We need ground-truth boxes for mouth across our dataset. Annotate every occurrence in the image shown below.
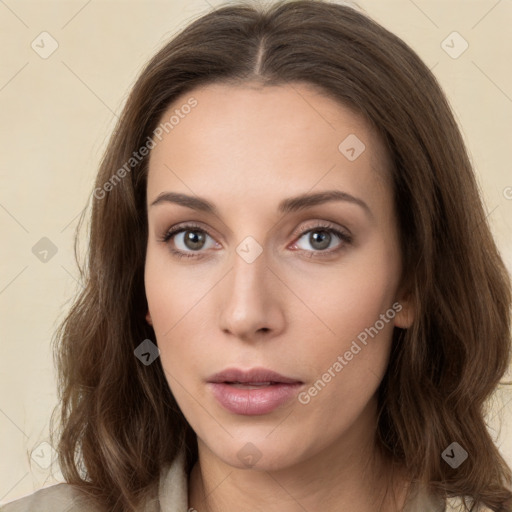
[228,382,279,389]
[207,367,303,386]
[207,367,304,415]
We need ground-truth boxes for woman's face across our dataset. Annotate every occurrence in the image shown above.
[144,82,414,471]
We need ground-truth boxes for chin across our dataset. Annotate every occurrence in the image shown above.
[210,435,310,472]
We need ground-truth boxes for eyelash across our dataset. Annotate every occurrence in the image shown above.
[159,221,352,260]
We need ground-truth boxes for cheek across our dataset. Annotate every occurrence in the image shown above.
[144,251,222,405]
[144,251,196,375]
[288,239,400,406]
[292,239,400,346]
[295,276,397,429]
[144,247,212,339]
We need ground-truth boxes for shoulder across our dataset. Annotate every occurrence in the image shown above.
[0,450,188,512]
[445,496,494,511]
[0,483,101,512]
[403,481,495,512]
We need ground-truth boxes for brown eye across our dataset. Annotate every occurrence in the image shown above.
[181,230,207,251]
[306,230,332,250]
[161,224,217,259]
[294,224,352,255]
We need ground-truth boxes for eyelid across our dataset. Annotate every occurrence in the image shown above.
[294,220,351,238]
[160,220,212,240]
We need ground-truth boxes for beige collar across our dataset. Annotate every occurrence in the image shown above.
[153,449,483,512]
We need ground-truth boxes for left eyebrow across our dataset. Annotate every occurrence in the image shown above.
[277,190,373,219]
[149,190,372,219]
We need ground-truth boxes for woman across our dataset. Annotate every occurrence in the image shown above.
[2,0,511,511]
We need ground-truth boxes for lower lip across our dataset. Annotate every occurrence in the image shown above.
[208,382,302,415]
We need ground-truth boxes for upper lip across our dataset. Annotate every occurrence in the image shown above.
[207,367,303,384]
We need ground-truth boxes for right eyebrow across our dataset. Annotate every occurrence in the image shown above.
[150,192,218,214]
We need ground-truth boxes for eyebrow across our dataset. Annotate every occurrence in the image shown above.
[150,190,372,219]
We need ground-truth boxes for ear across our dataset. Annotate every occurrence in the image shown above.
[393,291,415,329]
[146,311,153,326]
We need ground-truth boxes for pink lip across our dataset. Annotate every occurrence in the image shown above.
[207,367,303,416]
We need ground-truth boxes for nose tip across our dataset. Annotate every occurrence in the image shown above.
[218,254,285,342]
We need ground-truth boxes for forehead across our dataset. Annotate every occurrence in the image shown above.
[146,82,391,211]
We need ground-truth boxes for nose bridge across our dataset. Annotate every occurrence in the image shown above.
[227,221,270,296]
[228,239,268,312]
[218,235,283,339]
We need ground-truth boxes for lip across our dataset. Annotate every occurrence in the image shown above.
[207,367,302,385]
[207,367,303,416]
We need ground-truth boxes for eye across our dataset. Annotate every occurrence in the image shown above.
[159,223,218,259]
[292,222,352,257]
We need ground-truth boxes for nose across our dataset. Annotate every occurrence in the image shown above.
[218,246,286,343]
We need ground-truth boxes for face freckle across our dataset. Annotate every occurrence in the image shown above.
[143,81,414,474]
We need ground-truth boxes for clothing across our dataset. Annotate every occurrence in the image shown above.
[0,449,491,512]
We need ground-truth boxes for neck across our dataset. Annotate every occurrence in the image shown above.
[187,409,409,512]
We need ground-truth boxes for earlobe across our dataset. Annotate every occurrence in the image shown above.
[146,311,153,326]
[393,295,415,329]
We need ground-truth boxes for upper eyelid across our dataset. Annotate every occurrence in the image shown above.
[163,220,347,236]
[295,221,350,236]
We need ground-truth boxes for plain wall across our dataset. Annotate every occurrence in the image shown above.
[1,0,511,504]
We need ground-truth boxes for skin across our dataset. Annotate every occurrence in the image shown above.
[144,82,415,512]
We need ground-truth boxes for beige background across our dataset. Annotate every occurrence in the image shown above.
[1,0,511,504]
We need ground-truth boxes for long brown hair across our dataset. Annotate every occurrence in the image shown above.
[50,1,512,510]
